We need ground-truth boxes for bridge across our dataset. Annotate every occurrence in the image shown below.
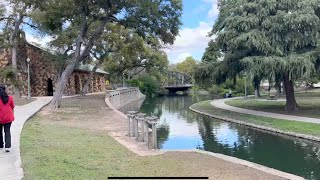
[163,71,193,94]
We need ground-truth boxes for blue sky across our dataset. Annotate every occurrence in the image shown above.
[164,0,219,64]
[181,0,215,28]
[22,0,219,64]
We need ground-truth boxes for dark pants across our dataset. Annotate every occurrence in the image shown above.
[0,123,12,148]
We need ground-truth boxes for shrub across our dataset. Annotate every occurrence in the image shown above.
[126,79,142,87]
[206,78,254,96]
[127,75,160,97]
[208,85,222,95]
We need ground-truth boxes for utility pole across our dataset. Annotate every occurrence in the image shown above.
[245,72,247,99]
[27,58,31,99]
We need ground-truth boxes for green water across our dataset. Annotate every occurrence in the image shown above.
[135,95,320,179]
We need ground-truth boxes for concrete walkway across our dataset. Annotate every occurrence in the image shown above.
[211,98,320,124]
[0,97,52,180]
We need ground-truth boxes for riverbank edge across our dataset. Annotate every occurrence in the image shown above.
[105,94,146,119]
[106,88,146,110]
[105,96,304,180]
[190,101,320,143]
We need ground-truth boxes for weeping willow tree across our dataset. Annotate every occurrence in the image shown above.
[200,0,320,112]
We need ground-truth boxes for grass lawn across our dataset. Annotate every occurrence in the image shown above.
[191,101,320,138]
[225,92,320,119]
[20,95,281,180]
[22,120,197,179]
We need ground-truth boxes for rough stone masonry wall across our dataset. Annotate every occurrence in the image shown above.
[64,72,106,96]
[24,44,57,96]
[0,41,106,96]
[0,42,58,96]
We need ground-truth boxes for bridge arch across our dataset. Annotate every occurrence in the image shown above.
[163,70,193,94]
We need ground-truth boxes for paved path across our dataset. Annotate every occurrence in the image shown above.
[211,98,320,124]
[0,97,52,180]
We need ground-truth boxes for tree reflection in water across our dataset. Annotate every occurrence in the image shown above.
[196,117,320,180]
[120,95,320,179]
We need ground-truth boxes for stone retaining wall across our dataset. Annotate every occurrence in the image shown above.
[106,88,146,110]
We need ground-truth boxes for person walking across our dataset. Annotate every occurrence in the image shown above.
[0,85,15,152]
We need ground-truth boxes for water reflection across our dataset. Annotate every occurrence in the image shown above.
[196,114,320,180]
[124,95,320,179]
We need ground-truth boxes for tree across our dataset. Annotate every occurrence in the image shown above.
[195,50,243,91]
[202,40,222,62]
[30,0,182,108]
[173,56,198,78]
[0,0,40,99]
[203,0,320,112]
[105,45,168,80]
[102,24,169,84]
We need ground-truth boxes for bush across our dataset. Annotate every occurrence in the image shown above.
[127,76,160,97]
[208,85,222,95]
[233,78,254,95]
[126,79,142,87]
[206,78,254,96]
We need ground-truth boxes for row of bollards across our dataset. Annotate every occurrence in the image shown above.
[126,111,159,149]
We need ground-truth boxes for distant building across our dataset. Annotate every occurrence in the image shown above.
[0,37,108,97]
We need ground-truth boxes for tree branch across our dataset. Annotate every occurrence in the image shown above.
[22,21,38,29]
[0,17,14,22]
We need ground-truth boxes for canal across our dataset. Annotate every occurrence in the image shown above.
[120,95,320,179]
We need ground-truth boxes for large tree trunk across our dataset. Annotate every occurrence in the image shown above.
[50,61,80,108]
[11,46,20,99]
[268,80,271,97]
[254,89,260,99]
[50,32,86,108]
[283,74,299,112]
[80,64,99,96]
[10,15,24,99]
[276,85,281,98]
[253,77,261,99]
[49,19,107,108]
[275,80,281,98]
[282,80,286,95]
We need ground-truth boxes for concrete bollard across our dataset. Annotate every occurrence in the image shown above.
[145,127,150,148]
[134,118,138,138]
[146,116,158,149]
[126,114,133,137]
[136,113,146,142]
[148,131,152,149]
[127,111,137,137]
[151,122,157,149]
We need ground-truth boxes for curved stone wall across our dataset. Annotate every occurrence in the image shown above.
[105,88,146,110]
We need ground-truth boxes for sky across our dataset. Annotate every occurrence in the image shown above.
[164,0,219,64]
[22,0,220,65]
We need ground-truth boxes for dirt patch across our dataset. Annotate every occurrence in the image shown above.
[37,95,128,133]
[15,98,36,106]
[158,152,285,180]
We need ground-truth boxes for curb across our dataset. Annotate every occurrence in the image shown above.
[16,97,53,180]
[190,102,320,143]
[104,95,304,180]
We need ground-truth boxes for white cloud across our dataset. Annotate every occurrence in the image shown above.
[177,52,192,62]
[165,21,215,64]
[161,112,200,137]
[202,0,220,18]
[25,32,52,48]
